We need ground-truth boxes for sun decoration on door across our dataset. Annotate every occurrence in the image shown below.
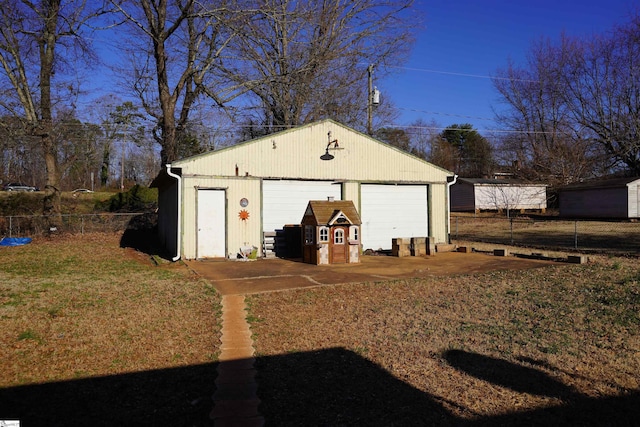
[239,209,250,221]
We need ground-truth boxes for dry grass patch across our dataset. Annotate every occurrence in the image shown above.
[0,233,221,425]
[248,255,640,425]
[451,214,640,253]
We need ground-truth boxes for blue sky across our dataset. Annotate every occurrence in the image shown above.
[381,0,638,133]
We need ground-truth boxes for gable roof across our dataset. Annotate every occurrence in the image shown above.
[303,200,361,225]
[559,176,640,191]
[457,178,547,186]
[165,119,452,184]
[173,119,448,171]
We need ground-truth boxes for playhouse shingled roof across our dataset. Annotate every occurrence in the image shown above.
[303,200,361,225]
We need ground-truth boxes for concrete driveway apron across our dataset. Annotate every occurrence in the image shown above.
[185,252,555,296]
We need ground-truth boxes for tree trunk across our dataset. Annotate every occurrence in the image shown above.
[38,0,62,219]
[42,133,61,225]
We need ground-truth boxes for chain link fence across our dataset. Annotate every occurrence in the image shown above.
[0,212,157,237]
[450,214,640,255]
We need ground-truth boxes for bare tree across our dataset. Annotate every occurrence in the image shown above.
[405,118,442,161]
[562,16,640,174]
[494,14,640,182]
[493,41,594,185]
[111,0,417,165]
[0,116,44,186]
[111,0,249,164]
[0,0,106,216]
[218,0,418,133]
[49,111,98,190]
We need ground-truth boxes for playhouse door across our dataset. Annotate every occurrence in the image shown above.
[331,226,348,263]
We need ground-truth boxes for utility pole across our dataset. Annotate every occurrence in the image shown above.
[120,139,125,191]
[367,64,374,135]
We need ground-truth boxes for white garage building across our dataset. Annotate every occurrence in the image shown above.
[152,120,454,260]
[450,178,548,212]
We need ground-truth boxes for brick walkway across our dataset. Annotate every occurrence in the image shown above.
[210,295,264,426]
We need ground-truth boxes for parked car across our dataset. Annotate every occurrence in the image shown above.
[3,182,37,192]
[72,188,94,193]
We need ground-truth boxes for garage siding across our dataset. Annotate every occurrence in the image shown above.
[180,177,262,259]
[174,121,451,183]
[450,181,476,211]
[560,188,629,218]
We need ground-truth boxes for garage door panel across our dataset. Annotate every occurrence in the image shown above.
[263,180,342,232]
[361,184,428,250]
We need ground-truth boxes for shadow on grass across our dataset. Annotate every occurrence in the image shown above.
[0,363,217,426]
[2,348,638,426]
[257,347,640,426]
[443,349,579,400]
[119,213,173,260]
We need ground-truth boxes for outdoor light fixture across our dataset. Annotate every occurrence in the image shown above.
[321,131,339,160]
[320,149,334,161]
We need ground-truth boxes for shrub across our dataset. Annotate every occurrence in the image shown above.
[95,185,158,212]
[0,192,42,215]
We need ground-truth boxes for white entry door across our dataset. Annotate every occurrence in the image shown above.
[197,189,226,258]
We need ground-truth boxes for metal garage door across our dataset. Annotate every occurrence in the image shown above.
[360,184,428,250]
[197,189,226,258]
[263,180,342,232]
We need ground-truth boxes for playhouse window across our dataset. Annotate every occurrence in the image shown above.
[349,226,359,242]
[304,225,314,244]
[334,228,344,244]
[319,226,329,242]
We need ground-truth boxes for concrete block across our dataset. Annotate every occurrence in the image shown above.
[567,255,586,264]
[427,236,436,255]
[436,243,456,253]
[411,240,427,256]
[392,248,411,257]
[392,237,411,246]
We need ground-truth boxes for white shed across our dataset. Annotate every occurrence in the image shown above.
[559,177,640,218]
[450,178,547,212]
[152,119,454,260]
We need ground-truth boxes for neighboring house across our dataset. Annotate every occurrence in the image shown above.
[558,176,640,219]
[151,119,454,260]
[450,178,547,213]
[301,199,361,265]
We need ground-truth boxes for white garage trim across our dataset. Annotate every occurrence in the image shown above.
[360,184,429,250]
[197,189,226,258]
[262,180,342,233]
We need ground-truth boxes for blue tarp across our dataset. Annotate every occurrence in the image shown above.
[0,237,32,246]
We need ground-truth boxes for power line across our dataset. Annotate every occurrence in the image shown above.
[385,64,538,83]
[390,123,572,136]
[397,107,494,121]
